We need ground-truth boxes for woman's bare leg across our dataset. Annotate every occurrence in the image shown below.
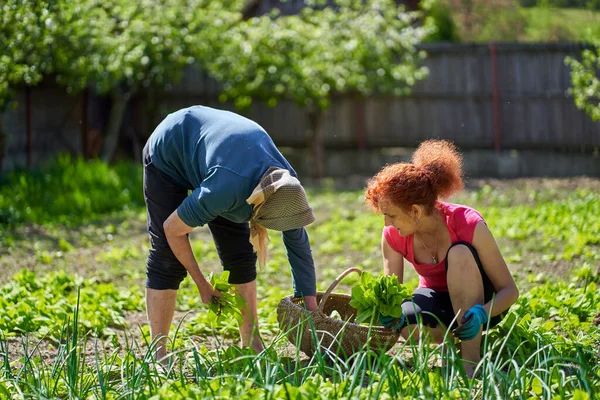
[146,288,177,364]
[446,244,485,377]
[234,280,264,352]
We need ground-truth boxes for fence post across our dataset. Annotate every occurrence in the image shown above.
[81,88,89,158]
[489,43,501,152]
[25,87,32,167]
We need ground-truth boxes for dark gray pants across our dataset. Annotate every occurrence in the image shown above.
[402,241,505,329]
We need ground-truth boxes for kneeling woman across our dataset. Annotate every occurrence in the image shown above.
[365,139,519,376]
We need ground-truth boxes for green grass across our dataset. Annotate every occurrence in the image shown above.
[0,158,599,398]
[0,268,597,398]
[521,6,600,41]
[0,155,144,230]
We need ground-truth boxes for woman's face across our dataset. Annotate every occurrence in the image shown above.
[379,198,418,236]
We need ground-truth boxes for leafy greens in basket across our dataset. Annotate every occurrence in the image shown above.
[349,272,411,324]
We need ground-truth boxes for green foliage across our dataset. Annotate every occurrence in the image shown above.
[52,0,240,94]
[485,266,600,366]
[0,269,143,340]
[423,1,461,42]
[481,189,600,261]
[208,271,245,321]
[0,0,241,101]
[440,0,528,42]
[0,155,144,228]
[204,0,430,110]
[566,41,600,122]
[349,272,412,324]
[0,162,599,397]
[0,0,57,108]
[521,6,600,41]
[0,0,244,166]
[520,0,600,9]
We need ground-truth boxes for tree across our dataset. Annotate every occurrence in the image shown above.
[0,0,57,169]
[566,42,600,122]
[203,0,430,179]
[50,0,242,162]
[1,0,242,168]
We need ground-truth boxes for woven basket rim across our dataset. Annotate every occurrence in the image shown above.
[278,293,400,337]
[276,267,401,357]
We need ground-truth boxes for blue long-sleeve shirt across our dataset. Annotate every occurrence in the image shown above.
[146,106,316,297]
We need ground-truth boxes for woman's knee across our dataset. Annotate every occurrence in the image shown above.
[447,244,475,264]
[223,255,257,285]
[447,244,478,274]
[446,244,485,301]
[146,256,187,290]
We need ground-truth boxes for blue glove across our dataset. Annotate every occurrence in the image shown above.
[453,304,488,341]
[380,313,406,332]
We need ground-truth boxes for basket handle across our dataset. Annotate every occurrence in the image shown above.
[317,267,363,313]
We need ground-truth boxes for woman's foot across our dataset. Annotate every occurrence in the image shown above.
[462,360,480,379]
[247,335,264,353]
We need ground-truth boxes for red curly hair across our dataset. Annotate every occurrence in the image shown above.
[365,140,464,214]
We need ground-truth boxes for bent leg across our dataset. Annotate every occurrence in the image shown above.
[400,288,455,344]
[143,145,189,362]
[234,281,263,352]
[208,216,262,352]
[446,243,485,376]
[146,288,177,363]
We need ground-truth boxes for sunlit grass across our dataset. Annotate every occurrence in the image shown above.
[521,6,600,42]
[0,158,599,398]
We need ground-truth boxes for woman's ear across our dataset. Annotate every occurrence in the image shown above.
[411,204,423,221]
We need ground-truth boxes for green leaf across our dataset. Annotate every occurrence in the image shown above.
[208,271,246,321]
[349,272,411,325]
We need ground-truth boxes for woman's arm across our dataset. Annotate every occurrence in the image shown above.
[382,235,404,283]
[282,228,317,311]
[164,210,220,304]
[472,221,519,317]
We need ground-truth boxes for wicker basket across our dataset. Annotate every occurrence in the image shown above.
[276,267,400,358]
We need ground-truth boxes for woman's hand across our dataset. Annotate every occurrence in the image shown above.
[380,313,406,332]
[453,304,488,341]
[304,296,318,311]
[197,279,222,305]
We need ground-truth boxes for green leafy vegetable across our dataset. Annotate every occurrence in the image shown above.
[349,272,412,325]
[208,271,246,321]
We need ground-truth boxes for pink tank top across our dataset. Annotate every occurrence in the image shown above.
[383,201,484,292]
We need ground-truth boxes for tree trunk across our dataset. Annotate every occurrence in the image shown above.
[81,88,89,159]
[0,118,5,172]
[100,86,131,163]
[139,88,159,157]
[307,107,325,181]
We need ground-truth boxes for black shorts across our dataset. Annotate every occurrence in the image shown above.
[402,241,505,330]
[143,144,257,290]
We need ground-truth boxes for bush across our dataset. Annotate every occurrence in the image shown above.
[441,0,528,42]
[520,0,600,10]
[0,155,144,228]
[424,2,461,42]
[566,41,600,122]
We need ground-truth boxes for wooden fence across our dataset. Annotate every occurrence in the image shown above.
[162,42,600,150]
[1,42,599,173]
